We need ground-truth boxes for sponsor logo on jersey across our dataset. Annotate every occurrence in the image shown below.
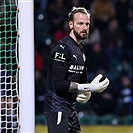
[72,55,77,60]
[68,65,84,74]
[54,52,65,62]
[59,45,65,49]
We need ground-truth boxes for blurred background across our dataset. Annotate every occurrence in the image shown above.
[34,0,132,126]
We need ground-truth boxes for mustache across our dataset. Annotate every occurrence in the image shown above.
[81,30,87,33]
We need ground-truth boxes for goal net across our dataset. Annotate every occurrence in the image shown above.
[0,0,20,132]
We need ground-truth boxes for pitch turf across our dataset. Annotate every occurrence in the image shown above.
[35,125,133,133]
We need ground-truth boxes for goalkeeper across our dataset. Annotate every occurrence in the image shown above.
[44,7,109,133]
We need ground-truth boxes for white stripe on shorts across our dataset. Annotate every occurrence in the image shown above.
[57,112,62,125]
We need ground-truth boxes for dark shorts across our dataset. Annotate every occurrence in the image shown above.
[45,111,81,133]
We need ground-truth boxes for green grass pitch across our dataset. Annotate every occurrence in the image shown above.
[35,125,133,133]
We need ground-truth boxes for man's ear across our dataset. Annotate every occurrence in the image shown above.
[69,21,73,30]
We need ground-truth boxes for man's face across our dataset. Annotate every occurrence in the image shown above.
[69,12,90,40]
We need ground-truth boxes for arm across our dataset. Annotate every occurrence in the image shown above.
[51,42,70,92]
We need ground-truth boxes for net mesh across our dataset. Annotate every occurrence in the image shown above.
[0,0,20,132]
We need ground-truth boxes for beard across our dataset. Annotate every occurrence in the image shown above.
[73,29,88,40]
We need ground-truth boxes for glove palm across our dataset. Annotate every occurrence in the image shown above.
[77,74,110,93]
[76,92,91,103]
[90,74,110,92]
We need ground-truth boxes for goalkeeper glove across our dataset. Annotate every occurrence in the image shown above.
[89,74,109,92]
[77,74,109,93]
[76,92,91,103]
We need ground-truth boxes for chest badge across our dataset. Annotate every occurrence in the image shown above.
[83,54,86,62]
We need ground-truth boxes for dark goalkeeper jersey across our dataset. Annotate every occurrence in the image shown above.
[44,35,88,113]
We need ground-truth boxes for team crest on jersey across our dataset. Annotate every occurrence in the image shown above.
[83,54,86,62]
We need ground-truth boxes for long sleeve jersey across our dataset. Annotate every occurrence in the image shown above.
[44,35,88,113]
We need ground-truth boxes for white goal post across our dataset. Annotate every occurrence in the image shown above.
[18,0,35,132]
[0,0,34,132]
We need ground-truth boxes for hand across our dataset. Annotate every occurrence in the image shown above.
[77,83,90,92]
[76,92,91,103]
[89,74,110,93]
[77,74,109,93]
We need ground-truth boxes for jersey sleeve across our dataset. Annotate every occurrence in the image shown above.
[51,42,70,92]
